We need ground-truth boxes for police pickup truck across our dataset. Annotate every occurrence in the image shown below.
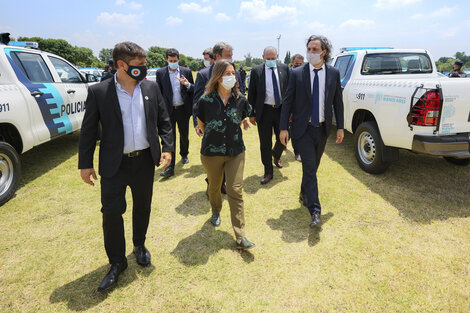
[330,47,470,173]
[0,34,96,205]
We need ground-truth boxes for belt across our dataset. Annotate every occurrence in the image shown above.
[264,103,280,108]
[308,122,325,128]
[123,148,148,158]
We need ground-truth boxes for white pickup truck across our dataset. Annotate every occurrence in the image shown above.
[330,48,470,173]
[0,37,96,205]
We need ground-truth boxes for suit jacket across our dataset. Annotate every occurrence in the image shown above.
[192,64,243,126]
[78,78,174,178]
[248,63,289,122]
[155,66,194,118]
[280,63,344,139]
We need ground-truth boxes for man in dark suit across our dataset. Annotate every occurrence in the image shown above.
[280,35,344,228]
[248,46,289,184]
[156,48,194,178]
[79,42,173,292]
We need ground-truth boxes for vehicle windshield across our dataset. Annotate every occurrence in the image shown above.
[361,53,433,75]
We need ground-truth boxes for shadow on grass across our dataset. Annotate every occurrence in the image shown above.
[324,128,470,223]
[175,191,210,216]
[266,208,333,247]
[171,220,254,266]
[49,254,154,311]
[243,173,288,194]
[19,133,80,189]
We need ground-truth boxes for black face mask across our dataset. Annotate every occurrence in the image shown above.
[126,63,147,81]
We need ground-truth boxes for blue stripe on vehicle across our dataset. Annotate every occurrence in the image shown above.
[4,48,72,138]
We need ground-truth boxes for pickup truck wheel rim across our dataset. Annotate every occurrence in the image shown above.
[0,153,14,196]
[358,132,376,165]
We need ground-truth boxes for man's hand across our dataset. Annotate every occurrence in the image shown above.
[176,75,190,88]
[160,152,172,169]
[80,168,97,186]
[195,125,203,137]
[336,129,344,144]
[242,119,250,130]
[280,130,289,147]
[289,113,293,123]
[249,117,256,126]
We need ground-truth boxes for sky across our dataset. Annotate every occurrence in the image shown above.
[1,0,469,61]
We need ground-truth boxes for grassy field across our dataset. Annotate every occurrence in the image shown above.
[0,126,469,312]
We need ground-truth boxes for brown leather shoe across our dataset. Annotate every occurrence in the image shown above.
[260,174,273,185]
[273,158,283,168]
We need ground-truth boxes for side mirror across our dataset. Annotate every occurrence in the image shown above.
[86,73,97,82]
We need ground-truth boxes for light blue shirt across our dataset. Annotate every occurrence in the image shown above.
[168,67,184,107]
[114,74,150,153]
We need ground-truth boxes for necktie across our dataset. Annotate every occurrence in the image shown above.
[271,68,281,108]
[311,68,322,126]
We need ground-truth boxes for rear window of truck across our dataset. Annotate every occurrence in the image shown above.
[361,53,433,75]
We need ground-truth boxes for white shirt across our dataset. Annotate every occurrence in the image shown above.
[264,64,282,106]
[168,67,184,106]
[309,63,326,123]
[114,74,150,153]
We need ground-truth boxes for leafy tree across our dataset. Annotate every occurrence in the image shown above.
[284,51,291,65]
[189,59,203,71]
[244,53,253,67]
[147,52,166,68]
[73,47,98,67]
[99,48,113,63]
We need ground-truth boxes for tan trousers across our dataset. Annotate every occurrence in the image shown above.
[200,152,246,240]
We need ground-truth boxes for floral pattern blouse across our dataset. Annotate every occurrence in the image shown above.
[195,91,252,156]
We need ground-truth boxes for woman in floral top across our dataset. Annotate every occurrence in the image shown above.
[195,60,255,250]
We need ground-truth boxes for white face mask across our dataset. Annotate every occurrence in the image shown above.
[306,52,323,66]
[221,75,236,90]
[203,59,211,67]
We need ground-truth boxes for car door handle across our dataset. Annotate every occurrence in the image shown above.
[30,90,44,97]
[67,89,76,94]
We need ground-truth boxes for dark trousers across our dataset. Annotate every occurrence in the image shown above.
[297,124,328,215]
[100,149,155,264]
[257,105,285,175]
[289,121,299,156]
[170,106,190,168]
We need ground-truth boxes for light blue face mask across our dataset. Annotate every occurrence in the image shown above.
[168,61,179,70]
[265,60,277,68]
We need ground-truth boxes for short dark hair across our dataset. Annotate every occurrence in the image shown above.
[291,54,304,62]
[112,42,146,64]
[166,48,180,59]
[306,35,333,62]
[213,42,233,58]
[203,47,214,60]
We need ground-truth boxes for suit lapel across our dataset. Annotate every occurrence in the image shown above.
[276,66,284,95]
[302,64,312,100]
[260,66,266,97]
[140,80,151,126]
[325,65,332,104]
[163,66,173,105]
[108,78,123,125]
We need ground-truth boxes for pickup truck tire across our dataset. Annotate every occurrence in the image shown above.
[0,142,21,206]
[354,121,391,174]
[443,157,470,166]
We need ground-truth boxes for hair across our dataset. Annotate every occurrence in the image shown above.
[203,47,214,60]
[203,60,240,98]
[263,46,277,56]
[212,42,233,59]
[291,54,304,62]
[306,35,333,62]
[112,42,146,65]
[166,48,180,59]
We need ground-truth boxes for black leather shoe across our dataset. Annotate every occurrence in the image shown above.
[160,167,174,178]
[97,260,128,292]
[260,174,273,185]
[134,245,151,267]
[221,183,227,194]
[182,157,189,164]
[211,213,221,226]
[273,158,283,168]
[310,212,322,228]
[236,237,255,250]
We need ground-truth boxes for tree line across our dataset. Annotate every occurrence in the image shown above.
[12,37,468,72]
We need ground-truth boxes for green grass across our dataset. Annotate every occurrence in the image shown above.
[0,127,469,312]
